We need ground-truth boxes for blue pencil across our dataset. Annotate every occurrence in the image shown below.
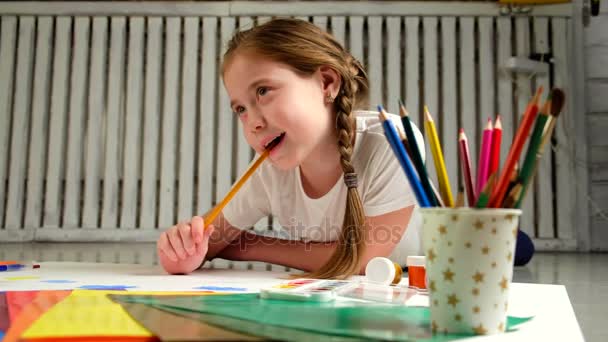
[0,264,25,271]
[378,105,431,207]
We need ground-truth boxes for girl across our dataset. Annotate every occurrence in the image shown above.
[156,18,424,278]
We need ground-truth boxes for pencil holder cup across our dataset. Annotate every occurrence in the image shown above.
[420,208,521,335]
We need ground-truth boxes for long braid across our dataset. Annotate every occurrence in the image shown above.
[305,62,367,279]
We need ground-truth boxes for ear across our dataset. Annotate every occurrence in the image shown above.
[318,65,342,99]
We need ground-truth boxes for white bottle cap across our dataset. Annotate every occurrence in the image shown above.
[365,257,396,285]
[406,256,426,267]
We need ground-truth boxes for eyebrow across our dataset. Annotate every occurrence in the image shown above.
[229,78,271,108]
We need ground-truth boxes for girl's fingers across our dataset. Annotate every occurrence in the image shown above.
[191,216,205,244]
[202,224,215,244]
[168,227,188,260]
[158,232,178,262]
[195,225,214,256]
[178,223,196,255]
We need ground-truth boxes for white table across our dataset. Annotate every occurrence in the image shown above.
[0,262,584,341]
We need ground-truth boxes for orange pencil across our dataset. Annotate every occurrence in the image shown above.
[203,140,279,227]
[489,87,543,207]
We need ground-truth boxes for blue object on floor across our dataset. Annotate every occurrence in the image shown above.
[515,228,535,266]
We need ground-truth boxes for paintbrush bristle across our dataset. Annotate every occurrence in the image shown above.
[550,88,565,118]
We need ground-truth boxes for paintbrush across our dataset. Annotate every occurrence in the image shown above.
[514,88,565,208]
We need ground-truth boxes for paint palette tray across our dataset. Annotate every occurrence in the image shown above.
[260,278,356,302]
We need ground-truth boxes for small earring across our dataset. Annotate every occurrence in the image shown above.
[325,93,334,104]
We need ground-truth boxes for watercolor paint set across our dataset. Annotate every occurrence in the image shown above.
[260,278,357,302]
[338,282,421,305]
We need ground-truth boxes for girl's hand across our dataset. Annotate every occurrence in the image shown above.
[157,216,215,274]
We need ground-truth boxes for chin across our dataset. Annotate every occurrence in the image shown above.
[268,156,299,171]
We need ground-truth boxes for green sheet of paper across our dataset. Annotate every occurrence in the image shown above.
[111,294,532,341]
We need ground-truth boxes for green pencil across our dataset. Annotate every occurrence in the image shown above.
[514,95,552,208]
[398,100,438,206]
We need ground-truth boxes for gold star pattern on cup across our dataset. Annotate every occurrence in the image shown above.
[432,320,438,333]
[491,227,497,235]
[512,228,518,237]
[429,280,436,292]
[499,277,509,292]
[447,293,460,307]
[491,261,497,268]
[434,299,439,306]
[505,214,514,222]
[465,241,472,248]
[427,248,436,262]
[473,324,487,335]
[451,214,459,221]
[473,306,480,314]
[443,268,455,282]
[472,287,479,296]
[498,322,505,332]
[448,257,454,264]
[447,241,452,246]
[474,219,484,230]
[472,271,484,283]
[438,225,447,235]
[455,314,462,321]
[481,246,490,255]
[507,251,512,262]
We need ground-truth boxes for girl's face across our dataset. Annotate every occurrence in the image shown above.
[223,52,339,171]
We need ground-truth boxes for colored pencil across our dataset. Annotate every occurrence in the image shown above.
[476,173,496,208]
[424,106,454,207]
[397,128,444,207]
[489,86,543,208]
[203,139,279,227]
[398,100,438,206]
[513,95,551,209]
[489,115,503,180]
[476,118,494,196]
[378,105,431,207]
[458,129,476,206]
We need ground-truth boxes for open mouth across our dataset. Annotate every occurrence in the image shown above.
[264,132,285,151]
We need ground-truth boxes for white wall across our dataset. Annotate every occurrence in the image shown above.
[586,0,608,250]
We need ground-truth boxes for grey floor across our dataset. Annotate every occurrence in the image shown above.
[0,243,606,341]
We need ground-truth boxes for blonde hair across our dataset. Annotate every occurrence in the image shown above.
[222,18,369,279]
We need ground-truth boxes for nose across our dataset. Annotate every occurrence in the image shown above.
[247,107,266,133]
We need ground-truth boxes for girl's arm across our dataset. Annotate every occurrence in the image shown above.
[218,206,414,273]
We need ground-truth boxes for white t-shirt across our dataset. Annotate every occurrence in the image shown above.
[222,110,425,265]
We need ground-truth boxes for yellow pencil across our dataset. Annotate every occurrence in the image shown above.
[424,106,454,207]
[203,143,276,227]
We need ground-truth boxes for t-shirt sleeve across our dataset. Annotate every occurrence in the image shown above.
[362,134,420,217]
[221,162,272,230]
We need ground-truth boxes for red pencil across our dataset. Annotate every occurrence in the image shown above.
[489,87,543,207]
[458,129,476,206]
[476,118,493,196]
[489,115,502,180]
